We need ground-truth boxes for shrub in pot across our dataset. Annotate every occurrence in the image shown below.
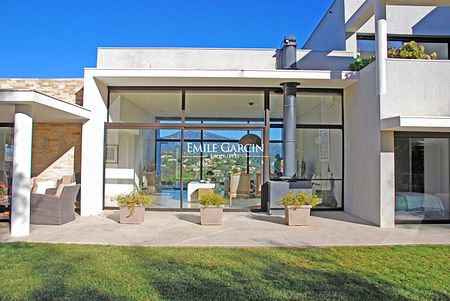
[198,192,226,225]
[388,41,438,60]
[114,190,150,224]
[280,191,320,226]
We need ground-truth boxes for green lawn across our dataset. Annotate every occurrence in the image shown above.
[0,244,449,301]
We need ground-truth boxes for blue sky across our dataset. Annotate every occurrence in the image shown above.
[0,0,333,78]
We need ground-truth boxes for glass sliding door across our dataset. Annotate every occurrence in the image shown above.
[105,128,182,209]
[395,134,450,223]
[269,90,344,209]
[182,128,263,209]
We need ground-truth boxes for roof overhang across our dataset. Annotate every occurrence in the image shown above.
[381,116,450,132]
[346,0,450,34]
[0,90,91,123]
[88,68,359,89]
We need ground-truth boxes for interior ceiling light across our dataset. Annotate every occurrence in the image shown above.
[239,134,262,146]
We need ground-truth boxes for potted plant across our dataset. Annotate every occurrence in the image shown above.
[115,190,150,224]
[0,183,6,203]
[280,191,320,226]
[198,192,226,225]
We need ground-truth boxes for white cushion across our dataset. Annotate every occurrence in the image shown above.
[35,180,56,194]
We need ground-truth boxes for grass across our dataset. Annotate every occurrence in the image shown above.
[0,243,449,301]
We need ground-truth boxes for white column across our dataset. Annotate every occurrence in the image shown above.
[375,0,387,95]
[10,105,33,237]
[380,131,395,227]
[80,72,107,216]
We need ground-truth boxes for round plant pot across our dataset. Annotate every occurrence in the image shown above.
[119,205,145,224]
[200,206,223,225]
[284,205,312,226]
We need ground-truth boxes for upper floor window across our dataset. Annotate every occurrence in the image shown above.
[357,34,450,60]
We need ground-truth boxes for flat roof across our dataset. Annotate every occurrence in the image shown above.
[87,68,359,89]
[381,116,450,132]
[0,90,91,123]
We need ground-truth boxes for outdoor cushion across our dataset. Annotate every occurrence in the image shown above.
[35,180,57,194]
[55,183,76,198]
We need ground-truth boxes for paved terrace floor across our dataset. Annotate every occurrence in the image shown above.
[1,211,449,247]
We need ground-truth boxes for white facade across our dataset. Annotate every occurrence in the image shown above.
[77,0,450,227]
[3,0,449,236]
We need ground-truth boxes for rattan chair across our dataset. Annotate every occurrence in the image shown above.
[30,184,80,225]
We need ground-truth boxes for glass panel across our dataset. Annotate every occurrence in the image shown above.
[0,127,13,221]
[183,142,202,182]
[108,90,182,123]
[104,128,181,208]
[270,128,282,141]
[357,38,449,60]
[184,129,263,210]
[314,180,343,208]
[297,93,342,124]
[421,42,448,60]
[357,39,402,58]
[186,91,265,123]
[269,92,284,120]
[395,137,450,222]
[202,129,247,141]
[296,129,343,180]
[269,142,283,177]
[270,92,343,125]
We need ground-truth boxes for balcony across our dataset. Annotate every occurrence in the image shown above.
[381,58,450,120]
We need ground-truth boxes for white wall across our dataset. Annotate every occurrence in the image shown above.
[80,72,108,216]
[303,0,450,53]
[97,48,355,72]
[303,0,347,51]
[358,6,450,35]
[381,59,450,119]
[344,62,384,225]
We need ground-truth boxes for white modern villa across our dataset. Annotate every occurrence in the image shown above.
[1,0,449,237]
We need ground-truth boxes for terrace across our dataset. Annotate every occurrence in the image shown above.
[1,211,449,246]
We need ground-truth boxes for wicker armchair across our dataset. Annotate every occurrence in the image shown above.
[30,184,80,225]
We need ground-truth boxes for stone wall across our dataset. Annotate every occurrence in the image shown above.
[0,78,84,105]
[0,78,85,181]
[32,123,82,179]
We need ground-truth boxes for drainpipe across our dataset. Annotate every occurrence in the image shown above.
[279,36,299,178]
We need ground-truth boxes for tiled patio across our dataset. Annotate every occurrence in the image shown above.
[1,211,449,247]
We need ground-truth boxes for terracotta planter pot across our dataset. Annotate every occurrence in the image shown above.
[200,206,223,225]
[284,205,312,226]
[119,206,145,224]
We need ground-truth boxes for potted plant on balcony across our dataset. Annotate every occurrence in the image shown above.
[280,191,320,226]
[198,192,226,225]
[115,190,150,224]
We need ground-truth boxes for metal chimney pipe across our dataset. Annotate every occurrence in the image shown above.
[282,35,297,69]
[278,35,299,178]
[282,82,298,178]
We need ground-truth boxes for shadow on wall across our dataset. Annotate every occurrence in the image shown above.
[75,88,84,106]
[31,124,82,179]
[413,7,450,35]
[296,51,356,71]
